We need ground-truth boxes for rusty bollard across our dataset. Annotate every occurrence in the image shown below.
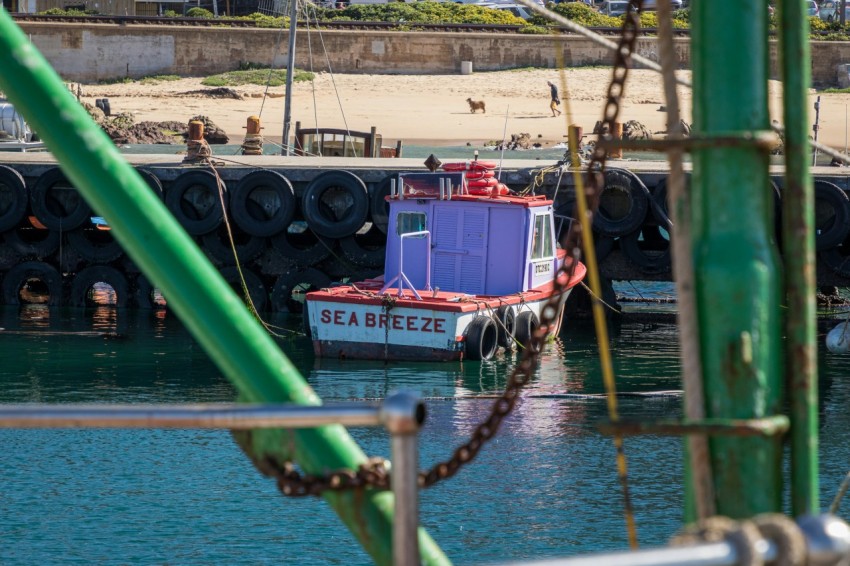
[241,115,264,155]
[610,121,623,159]
[183,120,210,163]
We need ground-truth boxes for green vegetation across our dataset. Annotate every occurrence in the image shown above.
[200,68,314,87]
[318,2,525,26]
[42,1,850,41]
[97,76,135,85]
[820,86,850,94]
[186,7,214,18]
[138,74,181,84]
[39,7,98,15]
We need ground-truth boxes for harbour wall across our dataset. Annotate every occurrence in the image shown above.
[15,22,850,87]
[1,154,849,311]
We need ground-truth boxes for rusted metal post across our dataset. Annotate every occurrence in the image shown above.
[188,120,204,141]
[569,125,583,167]
[611,122,623,158]
[779,0,819,516]
[690,0,782,517]
[245,115,261,135]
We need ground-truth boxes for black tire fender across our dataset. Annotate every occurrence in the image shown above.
[30,167,91,231]
[494,304,516,349]
[820,247,850,278]
[339,224,386,268]
[201,225,267,266]
[464,315,498,361]
[514,310,540,353]
[3,219,60,258]
[136,168,164,200]
[69,265,128,307]
[2,260,63,306]
[220,266,268,312]
[814,180,850,251]
[67,224,124,264]
[620,225,672,274]
[369,177,394,234]
[270,222,334,267]
[593,170,649,237]
[302,170,369,238]
[231,170,296,237]
[165,170,226,236]
[270,268,332,313]
[0,165,28,233]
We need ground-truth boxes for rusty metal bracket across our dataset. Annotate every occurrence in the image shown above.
[597,415,790,438]
[596,130,780,153]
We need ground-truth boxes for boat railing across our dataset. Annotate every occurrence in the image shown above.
[500,513,850,566]
[381,229,432,300]
[0,391,425,566]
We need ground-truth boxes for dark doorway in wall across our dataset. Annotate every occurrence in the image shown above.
[3,0,20,12]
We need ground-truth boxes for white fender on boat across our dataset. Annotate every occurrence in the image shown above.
[826,322,850,353]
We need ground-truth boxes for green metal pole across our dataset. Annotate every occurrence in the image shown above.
[0,10,448,565]
[779,0,819,516]
[690,0,783,517]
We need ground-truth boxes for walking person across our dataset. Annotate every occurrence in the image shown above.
[548,81,562,117]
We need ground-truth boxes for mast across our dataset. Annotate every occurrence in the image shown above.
[281,0,298,156]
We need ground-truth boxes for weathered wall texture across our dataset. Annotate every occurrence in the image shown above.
[16,22,842,86]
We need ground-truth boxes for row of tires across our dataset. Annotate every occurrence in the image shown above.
[0,217,387,271]
[561,170,850,276]
[0,260,359,312]
[0,165,392,240]
[463,306,540,361]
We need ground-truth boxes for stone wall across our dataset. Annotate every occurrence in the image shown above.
[15,22,850,86]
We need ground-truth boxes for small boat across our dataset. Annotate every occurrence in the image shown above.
[305,159,587,361]
[0,100,46,152]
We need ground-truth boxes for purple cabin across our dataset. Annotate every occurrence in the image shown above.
[383,172,560,296]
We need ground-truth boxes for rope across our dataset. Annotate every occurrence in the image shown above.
[553,27,639,549]
[310,7,357,156]
[240,133,264,155]
[202,157,299,338]
[578,281,619,314]
[670,514,806,566]
[670,517,762,566]
[656,0,715,519]
[183,138,212,163]
[829,470,850,514]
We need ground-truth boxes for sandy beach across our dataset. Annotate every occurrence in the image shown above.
[78,68,850,151]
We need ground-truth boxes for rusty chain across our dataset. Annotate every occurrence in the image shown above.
[259,0,645,497]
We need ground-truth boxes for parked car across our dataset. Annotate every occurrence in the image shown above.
[641,0,683,10]
[599,0,630,16]
[478,3,534,19]
[807,0,819,17]
[820,0,850,21]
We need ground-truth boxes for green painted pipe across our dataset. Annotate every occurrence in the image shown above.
[778,0,819,516]
[0,9,448,564]
[690,0,783,517]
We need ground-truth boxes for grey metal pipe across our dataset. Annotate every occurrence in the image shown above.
[0,403,384,429]
[501,515,850,566]
[384,391,424,566]
[0,391,426,432]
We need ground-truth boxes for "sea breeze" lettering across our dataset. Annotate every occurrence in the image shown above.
[320,309,447,333]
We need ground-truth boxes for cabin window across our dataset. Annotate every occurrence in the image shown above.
[396,212,427,237]
[531,214,553,260]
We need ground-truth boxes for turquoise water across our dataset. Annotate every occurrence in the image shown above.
[2,301,850,564]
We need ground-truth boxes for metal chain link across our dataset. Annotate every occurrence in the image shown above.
[262,0,645,496]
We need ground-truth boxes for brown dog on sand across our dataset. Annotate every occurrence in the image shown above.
[466,98,486,113]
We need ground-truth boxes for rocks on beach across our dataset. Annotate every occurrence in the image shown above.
[83,101,229,145]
